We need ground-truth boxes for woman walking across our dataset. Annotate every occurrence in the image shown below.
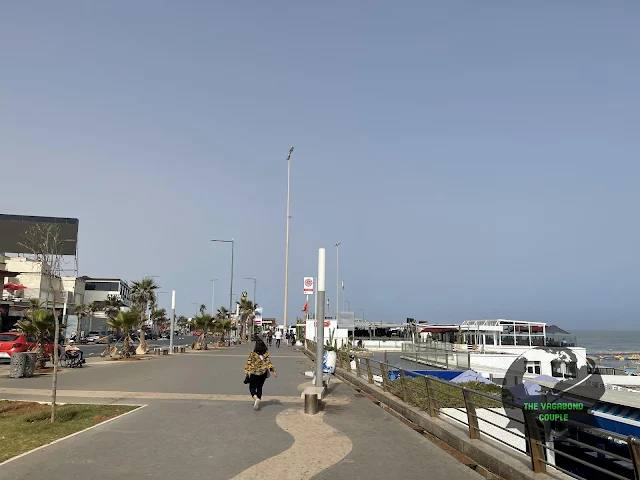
[244,338,277,410]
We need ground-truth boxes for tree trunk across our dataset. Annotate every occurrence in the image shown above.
[88,314,93,332]
[76,315,82,340]
[137,306,148,354]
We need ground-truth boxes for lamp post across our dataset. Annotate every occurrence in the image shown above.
[243,277,257,305]
[211,239,234,320]
[169,290,176,353]
[283,146,294,330]
[335,242,341,321]
[315,248,326,388]
[210,279,218,313]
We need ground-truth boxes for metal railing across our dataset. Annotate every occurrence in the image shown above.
[401,342,471,370]
[307,340,640,480]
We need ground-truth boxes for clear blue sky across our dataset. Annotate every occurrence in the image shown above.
[2,2,639,329]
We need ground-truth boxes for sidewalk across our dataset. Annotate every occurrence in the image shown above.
[0,343,483,479]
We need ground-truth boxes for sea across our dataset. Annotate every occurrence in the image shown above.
[572,330,640,355]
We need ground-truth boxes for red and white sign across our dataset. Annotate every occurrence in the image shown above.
[303,277,314,295]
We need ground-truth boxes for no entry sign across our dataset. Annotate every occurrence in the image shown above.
[303,277,314,295]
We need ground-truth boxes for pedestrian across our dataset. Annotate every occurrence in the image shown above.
[275,329,282,348]
[243,338,277,410]
[285,331,290,346]
[267,330,273,346]
[290,331,296,346]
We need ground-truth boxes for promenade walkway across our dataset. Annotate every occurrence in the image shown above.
[0,343,483,480]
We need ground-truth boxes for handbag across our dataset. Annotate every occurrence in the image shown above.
[243,375,250,384]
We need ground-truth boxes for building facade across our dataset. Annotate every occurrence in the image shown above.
[82,277,131,307]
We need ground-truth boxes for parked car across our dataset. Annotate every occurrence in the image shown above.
[85,331,102,343]
[0,332,63,362]
[194,330,202,336]
[160,331,170,339]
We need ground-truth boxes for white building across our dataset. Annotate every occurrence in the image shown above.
[2,256,85,309]
[82,277,131,307]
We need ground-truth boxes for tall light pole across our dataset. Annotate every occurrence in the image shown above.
[211,239,234,319]
[283,146,294,330]
[210,279,218,313]
[315,248,326,388]
[243,277,257,305]
[169,290,176,353]
[335,242,341,321]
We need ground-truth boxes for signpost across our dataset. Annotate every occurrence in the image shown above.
[303,277,314,321]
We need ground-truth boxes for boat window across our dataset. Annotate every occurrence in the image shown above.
[526,361,541,375]
[551,360,563,378]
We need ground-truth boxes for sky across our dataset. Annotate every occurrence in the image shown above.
[1,2,639,329]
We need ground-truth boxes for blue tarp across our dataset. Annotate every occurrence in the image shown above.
[388,369,463,381]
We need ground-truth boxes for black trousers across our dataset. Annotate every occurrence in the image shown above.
[249,372,268,399]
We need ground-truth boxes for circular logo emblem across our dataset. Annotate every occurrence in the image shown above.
[499,347,606,440]
[305,279,313,287]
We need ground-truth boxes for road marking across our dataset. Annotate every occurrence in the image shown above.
[230,408,352,479]
[0,388,351,405]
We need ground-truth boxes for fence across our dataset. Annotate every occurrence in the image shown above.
[307,340,640,480]
[401,342,471,370]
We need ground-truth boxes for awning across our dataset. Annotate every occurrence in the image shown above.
[420,327,459,333]
[0,270,22,277]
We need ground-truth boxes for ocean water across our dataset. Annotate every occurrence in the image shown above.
[572,330,640,354]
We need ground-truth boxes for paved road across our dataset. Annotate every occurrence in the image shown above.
[0,344,483,480]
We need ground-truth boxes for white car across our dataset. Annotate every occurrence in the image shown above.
[85,331,102,343]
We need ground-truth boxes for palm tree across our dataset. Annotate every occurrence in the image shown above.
[131,277,159,353]
[199,304,207,316]
[108,311,139,357]
[74,303,90,340]
[193,313,214,349]
[15,309,56,368]
[176,315,188,333]
[150,308,167,333]
[215,307,231,343]
[27,298,44,315]
[88,301,100,332]
[237,299,258,342]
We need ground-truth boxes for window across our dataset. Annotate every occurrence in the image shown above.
[551,360,578,379]
[0,334,18,342]
[526,361,541,375]
[85,283,96,291]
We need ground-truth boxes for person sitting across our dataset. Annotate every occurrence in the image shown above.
[65,340,85,363]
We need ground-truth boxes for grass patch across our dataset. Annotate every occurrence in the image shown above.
[390,377,508,410]
[0,401,139,463]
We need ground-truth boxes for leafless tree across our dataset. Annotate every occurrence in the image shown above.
[19,223,67,423]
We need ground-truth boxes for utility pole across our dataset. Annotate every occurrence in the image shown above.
[315,248,326,388]
[169,290,176,353]
[335,242,341,322]
[283,146,294,330]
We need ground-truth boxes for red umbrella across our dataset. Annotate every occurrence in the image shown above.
[3,282,27,291]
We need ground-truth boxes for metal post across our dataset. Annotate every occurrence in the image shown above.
[355,356,361,378]
[380,363,390,392]
[210,279,217,313]
[283,147,294,330]
[169,290,176,353]
[366,358,373,384]
[313,276,318,319]
[425,377,438,417]
[399,369,409,403]
[315,248,325,388]
[230,240,234,320]
[462,388,480,439]
[523,408,547,473]
[335,242,340,322]
[304,393,319,415]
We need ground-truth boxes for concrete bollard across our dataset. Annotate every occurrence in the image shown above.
[304,393,319,415]
[154,348,162,356]
[173,346,179,353]
[162,349,169,355]
[179,347,186,353]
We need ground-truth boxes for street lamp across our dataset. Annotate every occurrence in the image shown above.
[210,279,218,313]
[345,300,351,311]
[211,239,234,319]
[335,242,341,321]
[283,146,294,330]
[243,277,257,305]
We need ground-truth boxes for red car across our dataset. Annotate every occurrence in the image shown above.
[194,331,202,336]
[0,332,63,362]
